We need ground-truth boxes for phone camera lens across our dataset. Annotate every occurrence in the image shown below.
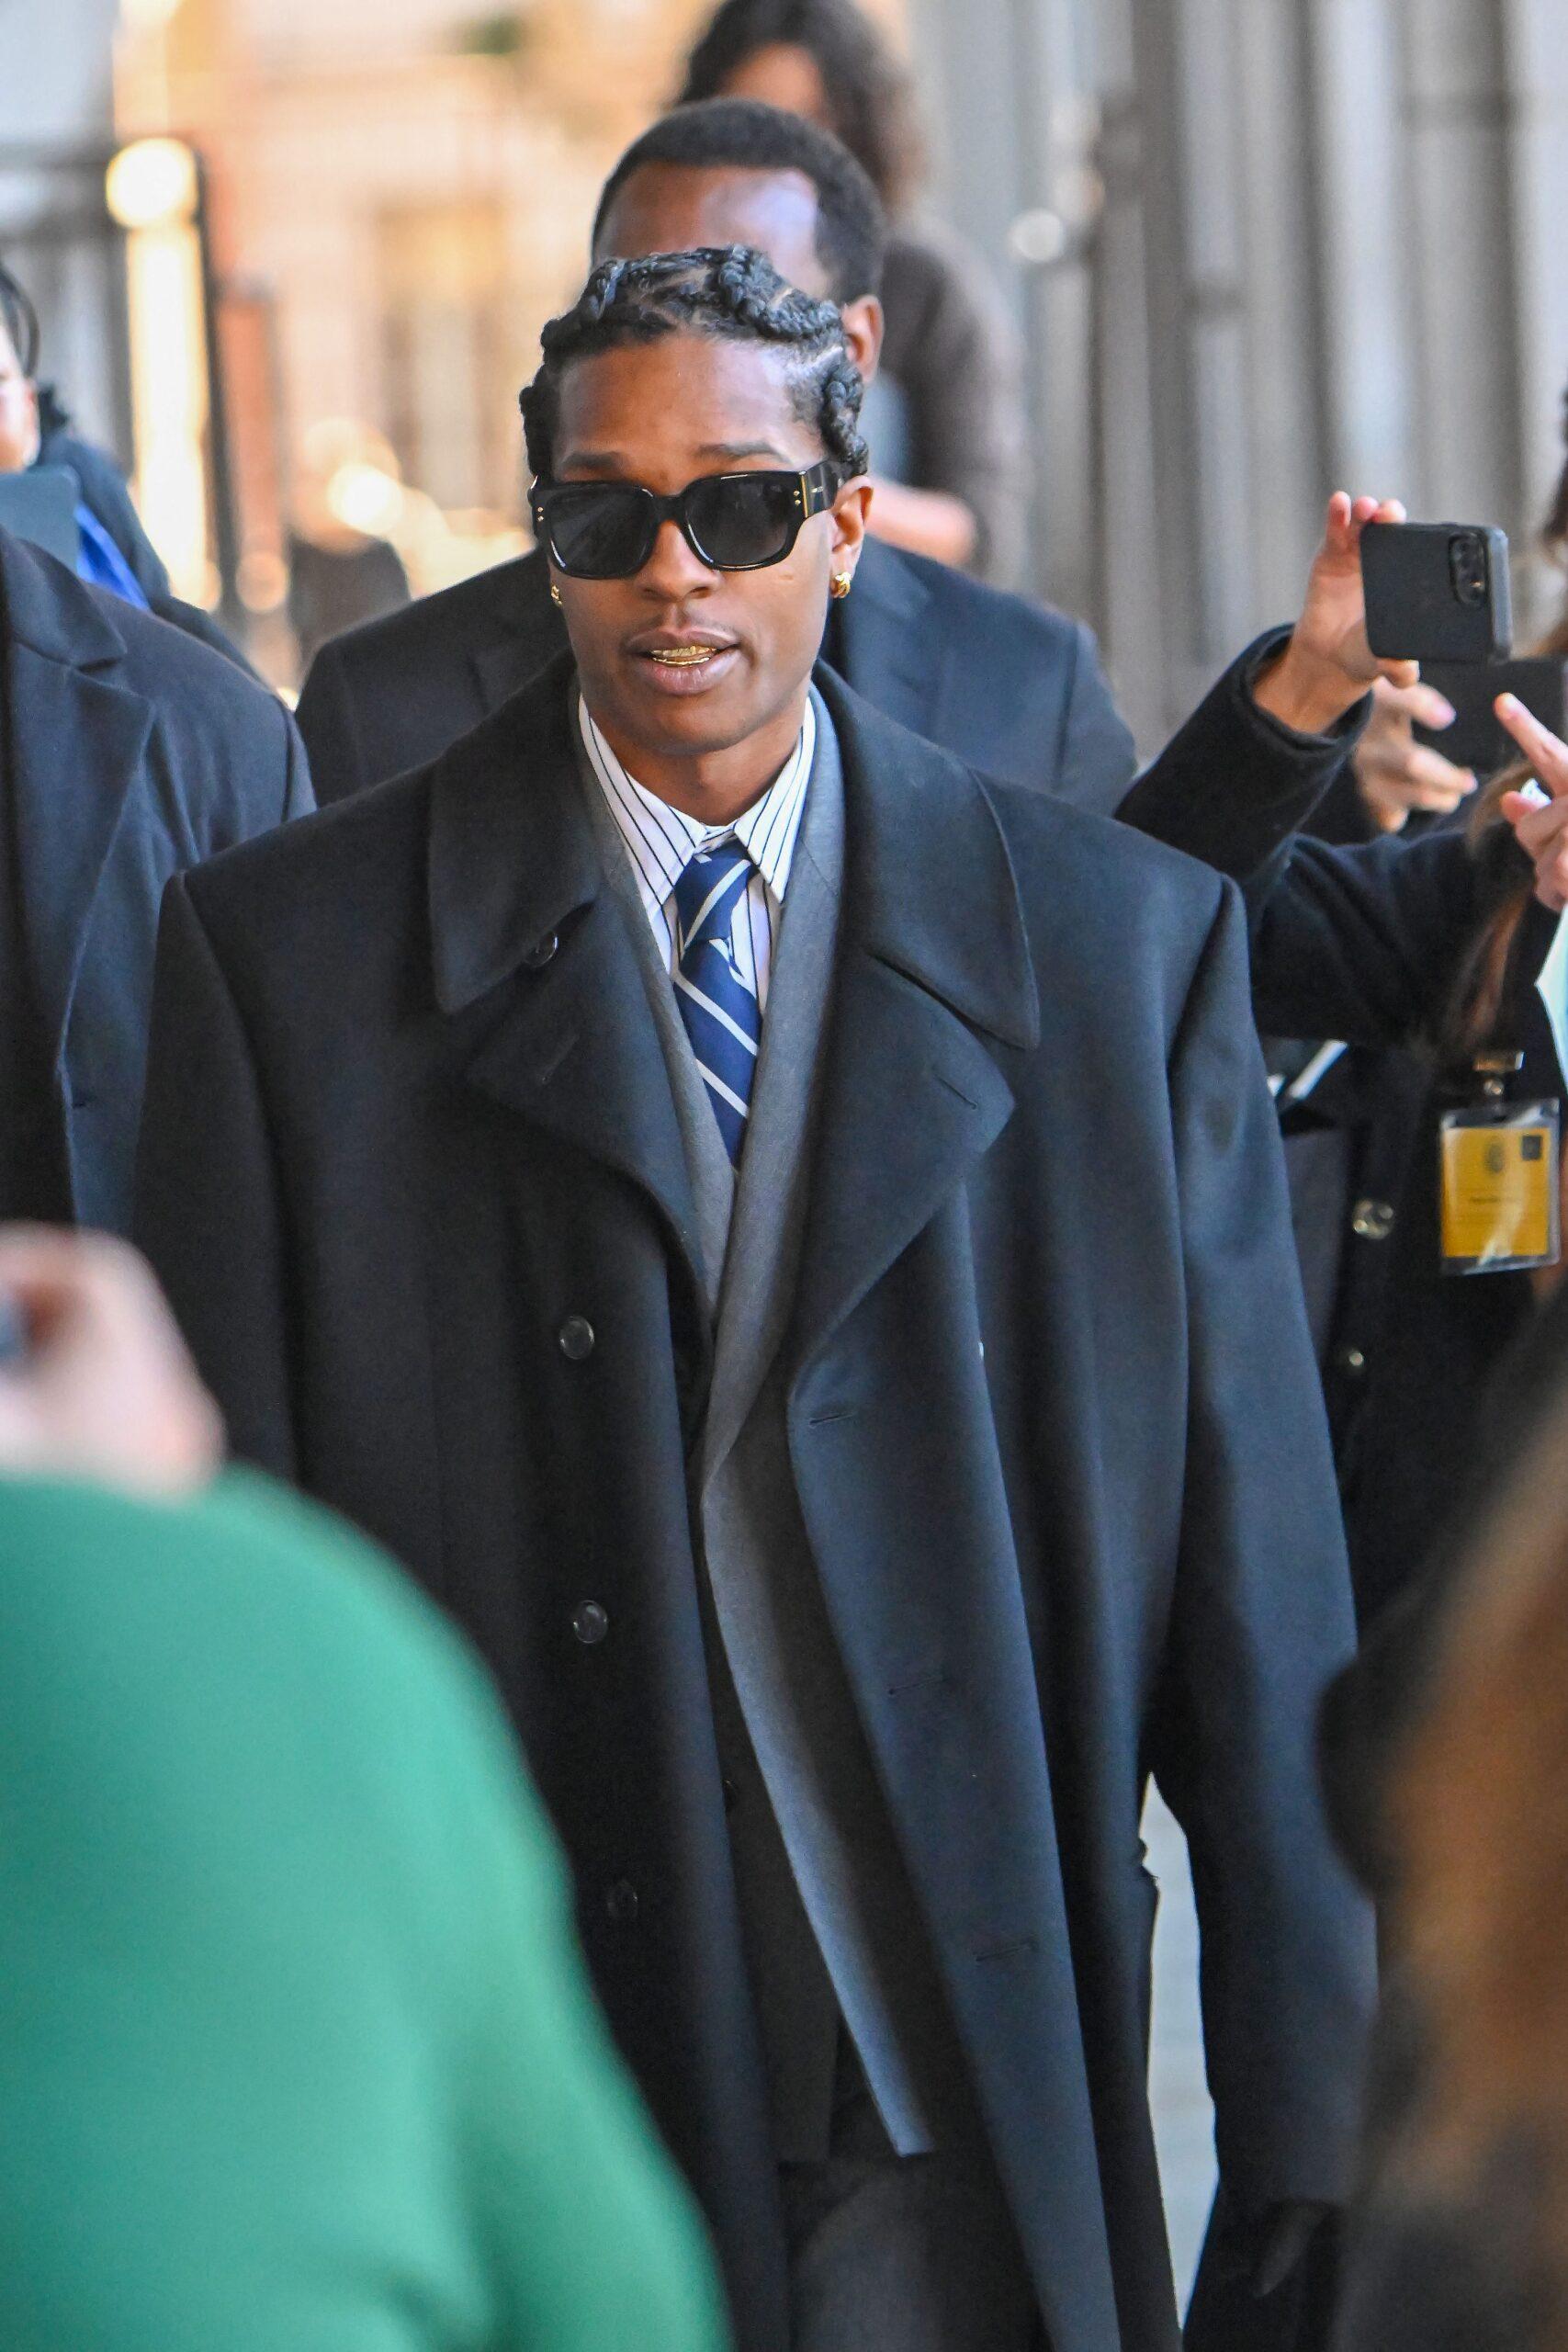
[1450,531,1488,609]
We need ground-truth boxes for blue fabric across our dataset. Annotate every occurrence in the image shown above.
[671,840,761,1165]
[74,502,151,610]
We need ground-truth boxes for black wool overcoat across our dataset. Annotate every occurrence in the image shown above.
[137,658,1374,2352]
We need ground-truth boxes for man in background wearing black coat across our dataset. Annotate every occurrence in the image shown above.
[0,526,310,1237]
[296,101,1341,820]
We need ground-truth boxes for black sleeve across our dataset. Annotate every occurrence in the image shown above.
[1148,880,1376,2211]
[134,877,299,1480]
[1117,629,1371,888]
[1116,634,1527,1048]
[295,639,367,807]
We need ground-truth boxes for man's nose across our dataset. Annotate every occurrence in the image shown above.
[638,515,716,600]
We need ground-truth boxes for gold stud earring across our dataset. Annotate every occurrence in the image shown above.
[549,582,563,608]
[830,570,853,601]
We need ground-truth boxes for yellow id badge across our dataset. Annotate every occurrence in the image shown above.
[1439,1101,1561,1275]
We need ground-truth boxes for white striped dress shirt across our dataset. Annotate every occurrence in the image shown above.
[577,695,816,1016]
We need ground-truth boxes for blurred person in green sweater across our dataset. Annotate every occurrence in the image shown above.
[0,1227,728,2352]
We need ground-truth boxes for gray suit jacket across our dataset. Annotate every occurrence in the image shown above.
[576,695,964,2162]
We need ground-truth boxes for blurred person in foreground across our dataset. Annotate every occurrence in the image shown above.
[0,522,310,1238]
[0,1224,728,2352]
[297,96,1368,857]
[0,258,243,663]
[1122,428,1568,1636]
[1324,1311,1568,2352]
[140,244,1379,2352]
[678,0,1028,584]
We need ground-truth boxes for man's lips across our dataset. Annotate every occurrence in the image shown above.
[625,631,742,688]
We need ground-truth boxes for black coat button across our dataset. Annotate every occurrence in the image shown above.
[571,1600,609,1646]
[1351,1197,1395,1241]
[605,1880,639,1924]
[721,1774,740,1815]
[558,1316,595,1361]
[522,932,558,971]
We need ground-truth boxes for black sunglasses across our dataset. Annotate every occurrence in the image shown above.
[530,461,841,580]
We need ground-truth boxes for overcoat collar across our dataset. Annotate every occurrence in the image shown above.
[429,653,1037,1044]
[826,533,937,742]
[468,550,565,714]
[426,654,1041,1359]
[0,528,152,1084]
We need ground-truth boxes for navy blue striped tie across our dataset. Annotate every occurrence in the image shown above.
[671,840,761,1165]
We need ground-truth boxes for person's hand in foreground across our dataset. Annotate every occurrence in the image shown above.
[1352,676,1477,833]
[1253,492,1421,737]
[0,1227,222,1493]
[1497,697,1568,912]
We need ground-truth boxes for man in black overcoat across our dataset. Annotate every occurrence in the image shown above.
[138,252,1380,2352]
[0,525,310,1237]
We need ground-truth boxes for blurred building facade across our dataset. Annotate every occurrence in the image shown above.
[914,0,1568,747]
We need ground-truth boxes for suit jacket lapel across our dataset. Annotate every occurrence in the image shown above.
[790,668,1040,1376]
[428,658,705,1292]
[468,548,570,716]
[1,536,151,1078]
[829,539,937,742]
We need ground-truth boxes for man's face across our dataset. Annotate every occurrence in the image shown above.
[594,163,881,382]
[0,322,40,475]
[549,330,867,782]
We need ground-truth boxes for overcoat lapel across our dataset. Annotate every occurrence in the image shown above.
[427,661,707,1296]
[790,668,1039,1372]
[468,551,569,718]
[1,539,151,1080]
[829,539,938,742]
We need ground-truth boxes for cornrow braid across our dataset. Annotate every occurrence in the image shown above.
[520,243,869,488]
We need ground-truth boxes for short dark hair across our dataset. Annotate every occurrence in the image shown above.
[592,97,885,307]
[520,244,869,487]
[678,0,920,212]
[0,260,40,377]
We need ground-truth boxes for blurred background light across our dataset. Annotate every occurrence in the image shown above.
[105,136,198,231]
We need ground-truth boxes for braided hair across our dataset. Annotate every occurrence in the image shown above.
[521,244,869,487]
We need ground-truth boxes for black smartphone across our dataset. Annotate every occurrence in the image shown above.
[1416,657,1568,779]
[1360,520,1513,663]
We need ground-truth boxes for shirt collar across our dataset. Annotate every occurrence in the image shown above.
[578,694,816,910]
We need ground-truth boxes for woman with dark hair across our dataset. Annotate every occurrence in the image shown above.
[679,0,1031,586]
[1122,431,1568,1637]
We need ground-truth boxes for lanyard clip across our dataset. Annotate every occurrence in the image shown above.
[1473,1050,1525,1102]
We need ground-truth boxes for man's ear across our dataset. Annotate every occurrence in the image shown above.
[829,478,874,572]
[840,295,883,385]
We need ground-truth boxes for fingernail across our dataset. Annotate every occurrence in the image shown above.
[1433,698,1456,725]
